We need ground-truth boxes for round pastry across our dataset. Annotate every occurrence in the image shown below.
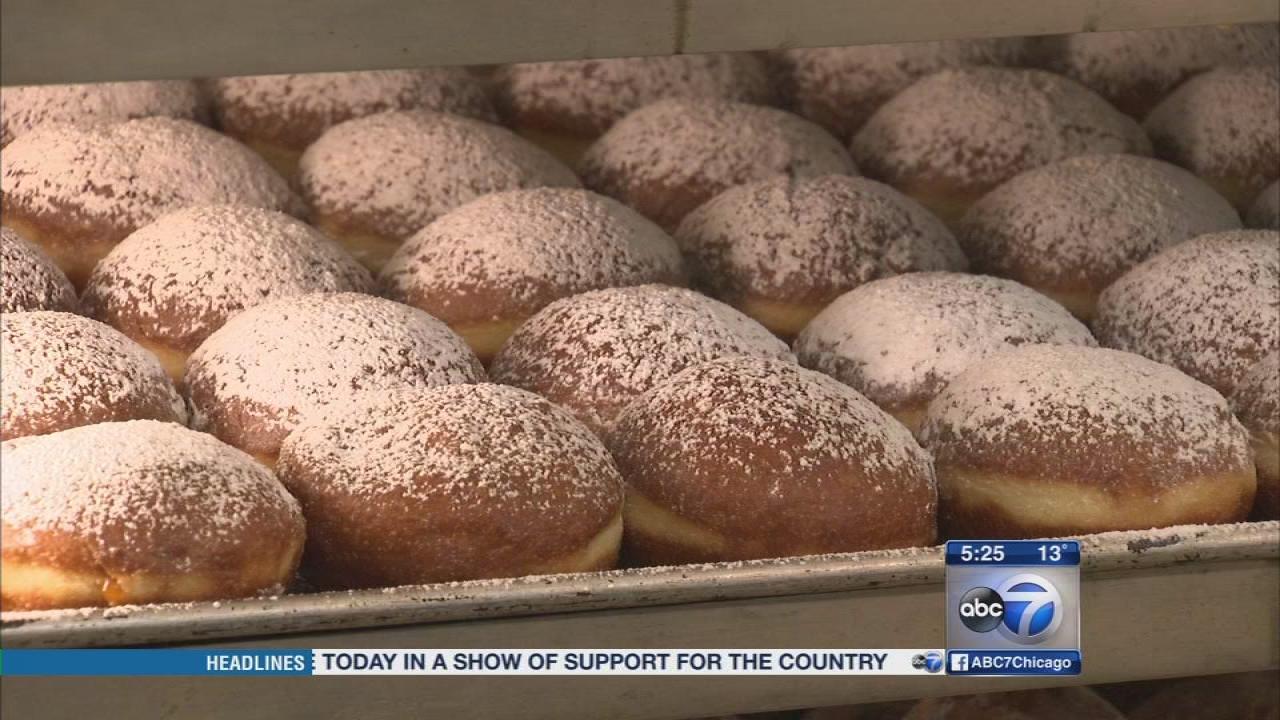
[957,153,1241,320]
[851,67,1151,228]
[1247,179,1280,229]
[1032,23,1280,117]
[1127,671,1280,720]
[1,311,187,441]
[379,188,685,362]
[0,226,77,314]
[902,687,1126,720]
[579,98,856,232]
[795,273,1096,435]
[1143,65,1280,211]
[1,79,206,147]
[1231,352,1279,519]
[277,384,624,588]
[606,357,936,565]
[489,284,792,434]
[211,68,497,177]
[185,292,484,467]
[82,204,373,382]
[1095,229,1279,398]
[920,344,1256,539]
[495,53,775,165]
[0,117,298,288]
[674,174,967,337]
[774,37,1029,139]
[1,420,304,610]
[298,110,579,271]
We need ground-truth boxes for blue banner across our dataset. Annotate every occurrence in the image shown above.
[1,649,311,676]
[945,650,1081,676]
[945,540,1081,566]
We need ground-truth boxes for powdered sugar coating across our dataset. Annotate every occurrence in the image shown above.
[0,227,77,314]
[675,174,966,303]
[1,80,205,147]
[958,154,1241,290]
[1,311,187,440]
[1,420,302,576]
[380,188,684,325]
[775,37,1029,138]
[298,110,580,241]
[920,344,1253,483]
[852,68,1151,190]
[1143,65,1280,203]
[82,205,372,353]
[212,68,496,148]
[490,284,793,434]
[1034,23,1280,116]
[0,117,298,237]
[796,273,1096,412]
[1095,230,1280,398]
[1249,180,1280,229]
[185,292,484,456]
[495,53,775,136]
[579,98,857,232]
[1231,352,1279,434]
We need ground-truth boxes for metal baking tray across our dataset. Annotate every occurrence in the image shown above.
[3,521,1277,720]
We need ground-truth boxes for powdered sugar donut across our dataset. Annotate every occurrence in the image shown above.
[607,357,936,565]
[1,420,304,610]
[1143,65,1280,210]
[495,53,775,164]
[298,110,579,271]
[675,175,967,337]
[212,68,497,177]
[380,188,685,362]
[851,68,1151,228]
[82,205,373,382]
[0,311,186,441]
[579,99,856,233]
[920,344,1255,538]
[1249,180,1280,229]
[958,154,1241,320]
[277,384,623,588]
[0,117,298,288]
[1229,353,1279,519]
[1,79,206,147]
[185,292,484,466]
[1033,23,1279,117]
[775,37,1028,139]
[489,284,793,434]
[796,273,1096,435]
[0,227,77,314]
[1095,230,1279,398]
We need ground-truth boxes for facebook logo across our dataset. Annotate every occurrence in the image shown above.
[949,653,969,673]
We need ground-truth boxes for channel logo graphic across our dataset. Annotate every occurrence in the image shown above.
[911,651,944,673]
[957,573,1064,645]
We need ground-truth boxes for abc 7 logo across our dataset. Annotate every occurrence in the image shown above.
[957,573,1064,645]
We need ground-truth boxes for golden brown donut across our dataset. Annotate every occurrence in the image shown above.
[579,98,857,233]
[0,79,207,147]
[1095,230,1279,399]
[1249,180,1280,229]
[297,110,579,271]
[1231,352,1279,519]
[0,117,298,288]
[774,37,1028,139]
[675,175,967,337]
[1,420,304,610]
[185,292,485,467]
[795,273,1096,436]
[1127,671,1280,720]
[851,68,1151,228]
[277,384,623,588]
[606,357,936,565]
[957,154,1241,321]
[902,686,1125,720]
[1143,65,1280,211]
[0,311,187,441]
[920,344,1256,539]
[1032,23,1279,118]
[81,205,372,382]
[380,188,685,363]
[495,53,776,165]
[489,284,793,435]
[211,68,497,177]
[0,226,77,314]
